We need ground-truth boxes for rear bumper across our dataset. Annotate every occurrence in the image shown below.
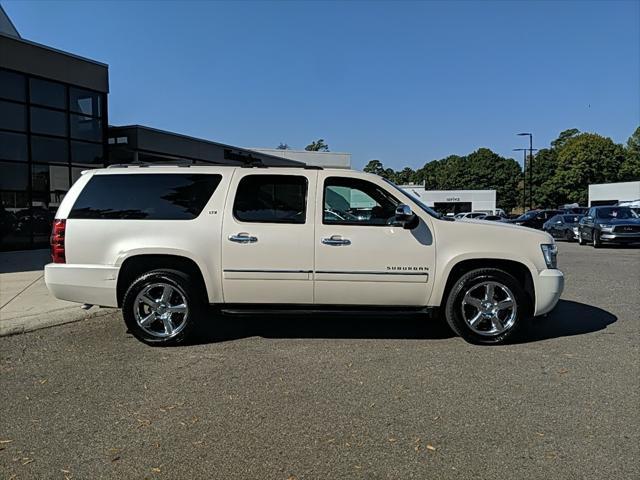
[44,263,119,307]
[534,269,564,316]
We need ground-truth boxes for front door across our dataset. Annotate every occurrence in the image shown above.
[314,173,435,306]
[221,171,317,303]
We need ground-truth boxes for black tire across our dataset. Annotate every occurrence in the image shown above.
[122,269,205,346]
[593,231,602,248]
[565,230,574,242]
[444,268,529,345]
[578,231,586,245]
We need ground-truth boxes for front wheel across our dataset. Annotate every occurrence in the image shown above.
[593,231,602,248]
[444,268,529,345]
[122,270,204,346]
[578,231,586,245]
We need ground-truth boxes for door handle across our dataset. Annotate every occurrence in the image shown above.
[229,232,258,243]
[321,235,351,246]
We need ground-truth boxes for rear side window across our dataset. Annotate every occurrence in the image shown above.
[233,174,307,224]
[69,173,221,220]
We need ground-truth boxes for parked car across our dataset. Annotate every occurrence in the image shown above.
[578,206,640,247]
[543,214,584,241]
[481,215,506,222]
[454,212,487,220]
[45,165,563,346]
[561,207,589,215]
[507,209,562,230]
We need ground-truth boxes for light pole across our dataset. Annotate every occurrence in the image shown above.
[517,133,534,209]
[513,148,528,213]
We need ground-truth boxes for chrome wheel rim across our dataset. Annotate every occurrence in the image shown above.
[133,283,189,339]
[461,281,517,336]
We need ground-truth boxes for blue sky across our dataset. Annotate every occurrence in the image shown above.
[4,0,639,170]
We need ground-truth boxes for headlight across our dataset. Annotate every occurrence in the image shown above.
[599,224,614,232]
[541,244,558,269]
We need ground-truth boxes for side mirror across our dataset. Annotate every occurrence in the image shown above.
[394,204,418,229]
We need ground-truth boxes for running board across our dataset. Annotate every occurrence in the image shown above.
[217,305,436,317]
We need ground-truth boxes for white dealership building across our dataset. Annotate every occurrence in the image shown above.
[588,181,640,206]
[398,186,497,214]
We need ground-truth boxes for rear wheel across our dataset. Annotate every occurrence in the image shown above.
[444,268,528,345]
[122,270,204,346]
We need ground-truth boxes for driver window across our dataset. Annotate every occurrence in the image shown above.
[323,177,399,226]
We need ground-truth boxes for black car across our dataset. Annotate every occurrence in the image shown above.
[578,206,640,248]
[507,209,562,230]
[561,206,589,215]
[543,214,584,241]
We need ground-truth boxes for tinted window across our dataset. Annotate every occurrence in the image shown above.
[548,215,560,223]
[30,107,67,137]
[70,114,102,142]
[0,70,26,102]
[562,215,582,223]
[324,177,399,226]
[69,88,102,117]
[69,174,222,220]
[0,131,27,162]
[31,136,69,164]
[233,175,307,224]
[29,78,66,109]
[71,141,104,166]
[0,162,28,190]
[32,164,70,193]
[0,100,26,131]
[595,207,636,220]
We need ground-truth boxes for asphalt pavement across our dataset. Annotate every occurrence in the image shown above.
[1,242,638,479]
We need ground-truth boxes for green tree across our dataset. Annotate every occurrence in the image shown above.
[620,126,640,181]
[305,139,329,152]
[550,128,580,149]
[363,159,386,176]
[547,133,626,205]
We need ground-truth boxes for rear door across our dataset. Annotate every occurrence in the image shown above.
[221,170,317,304]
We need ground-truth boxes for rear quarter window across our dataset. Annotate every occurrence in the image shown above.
[69,173,222,220]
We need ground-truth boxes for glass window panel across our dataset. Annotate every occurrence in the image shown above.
[0,100,26,131]
[323,177,399,226]
[31,135,69,164]
[32,164,70,193]
[233,175,307,224]
[71,141,104,166]
[30,107,67,137]
[0,190,30,251]
[29,78,66,109]
[0,70,26,102]
[72,167,94,184]
[70,114,102,142]
[69,174,222,220]
[0,131,27,162]
[0,162,28,190]
[69,88,102,117]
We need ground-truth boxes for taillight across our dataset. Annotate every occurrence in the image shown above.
[50,219,66,263]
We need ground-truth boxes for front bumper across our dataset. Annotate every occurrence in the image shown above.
[600,232,640,243]
[534,269,564,316]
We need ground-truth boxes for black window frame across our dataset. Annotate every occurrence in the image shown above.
[322,176,400,227]
[232,174,309,225]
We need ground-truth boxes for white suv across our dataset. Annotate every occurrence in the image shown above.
[45,165,563,346]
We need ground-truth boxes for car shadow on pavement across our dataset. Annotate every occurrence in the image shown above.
[518,299,617,343]
[195,311,455,344]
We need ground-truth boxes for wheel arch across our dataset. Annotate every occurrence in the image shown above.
[434,257,535,312]
[116,254,209,307]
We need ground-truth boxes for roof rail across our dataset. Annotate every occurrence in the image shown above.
[106,162,192,168]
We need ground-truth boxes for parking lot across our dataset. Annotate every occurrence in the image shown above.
[1,242,638,480]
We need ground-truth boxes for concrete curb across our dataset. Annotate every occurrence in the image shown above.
[0,306,118,337]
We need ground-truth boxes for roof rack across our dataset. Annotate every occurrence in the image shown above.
[105,160,324,170]
[107,163,192,168]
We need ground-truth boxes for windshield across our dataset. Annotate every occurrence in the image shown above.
[381,179,442,219]
[562,215,583,223]
[596,207,638,220]
[516,211,537,221]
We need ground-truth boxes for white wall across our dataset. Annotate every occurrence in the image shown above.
[588,181,640,206]
[399,187,497,213]
[249,148,351,169]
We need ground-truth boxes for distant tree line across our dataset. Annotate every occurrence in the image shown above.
[276,139,330,152]
[364,127,640,212]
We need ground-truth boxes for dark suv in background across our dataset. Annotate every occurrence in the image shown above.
[578,206,640,247]
[543,214,584,241]
[508,209,562,230]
